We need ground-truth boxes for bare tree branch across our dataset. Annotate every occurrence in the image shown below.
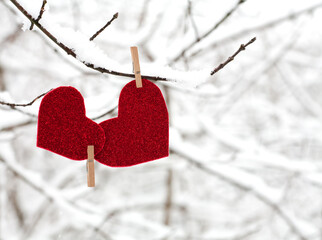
[29,0,47,30]
[213,35,298,123]
[0,89,48,119]
[170,0,247,64]
[210,37,256,75]
[276,63,322,119]
[0,25,21,46]
[0,106,38,118]
[91,203,186,236]
[164,168,173,225]
[89,12,118,41]
[0,89,51,108]
[187,0,200,40]
[0,120,36,132]
[0,88,117,121]
[137,0,151,28]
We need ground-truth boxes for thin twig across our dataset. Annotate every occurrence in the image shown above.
[29,0,47,30]
[187,0,199,40]
[0,89,51,108]
[210,37,256,75]
[90,12,118,41]
[164,169,173,225]
[171,0,247,64]
[0,25,21,46]
[213,36,297,123]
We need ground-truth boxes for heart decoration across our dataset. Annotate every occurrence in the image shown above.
[95,79,169,167]
[37,86,105,160]
[37,80,169,167]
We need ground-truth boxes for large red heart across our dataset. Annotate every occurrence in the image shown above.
[37,86,105,160]
[95,79,169,167]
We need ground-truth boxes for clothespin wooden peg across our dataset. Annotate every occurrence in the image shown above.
[130,46,142,88]
[87,145,95,187]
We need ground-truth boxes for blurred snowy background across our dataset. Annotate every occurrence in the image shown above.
[1,0,322,239]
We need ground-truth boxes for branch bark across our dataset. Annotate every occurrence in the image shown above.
[0,89,51,108]
[164,169,173,226]
[29,0,47,30]
[89,12,118,41]
[0,89,117,121]
[211,37,256,75]
[186,0,199,40]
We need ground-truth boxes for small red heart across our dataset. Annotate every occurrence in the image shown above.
[95,79,169,167]
[37,87,105,160]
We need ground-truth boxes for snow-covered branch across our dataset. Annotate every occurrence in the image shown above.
[0,142,114,239]
[29,0,47,30]
[7,0,255,85]
[170,130,318,240]
[1,0,321,239]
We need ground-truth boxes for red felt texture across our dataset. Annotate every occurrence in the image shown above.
[37,86,105,160]
[95,79,169,167]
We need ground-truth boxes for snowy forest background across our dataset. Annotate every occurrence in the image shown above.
[1,0,322,239]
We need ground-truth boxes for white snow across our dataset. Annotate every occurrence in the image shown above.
[1,0,322,239]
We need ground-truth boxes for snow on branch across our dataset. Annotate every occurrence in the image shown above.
[29,0,47,30]
[0,146,99,223]
[170,129,318,240]
[0,90,51,118]
[200,117,322,173]
[7,0,254,86]
[0,142,113,239]
[6,0,167,82]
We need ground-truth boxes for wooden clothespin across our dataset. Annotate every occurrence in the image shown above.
[87,145,95,187]
[130,46,142,88]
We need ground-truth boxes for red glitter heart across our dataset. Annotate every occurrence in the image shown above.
[95,79,169,167]
[37,86,105,160]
